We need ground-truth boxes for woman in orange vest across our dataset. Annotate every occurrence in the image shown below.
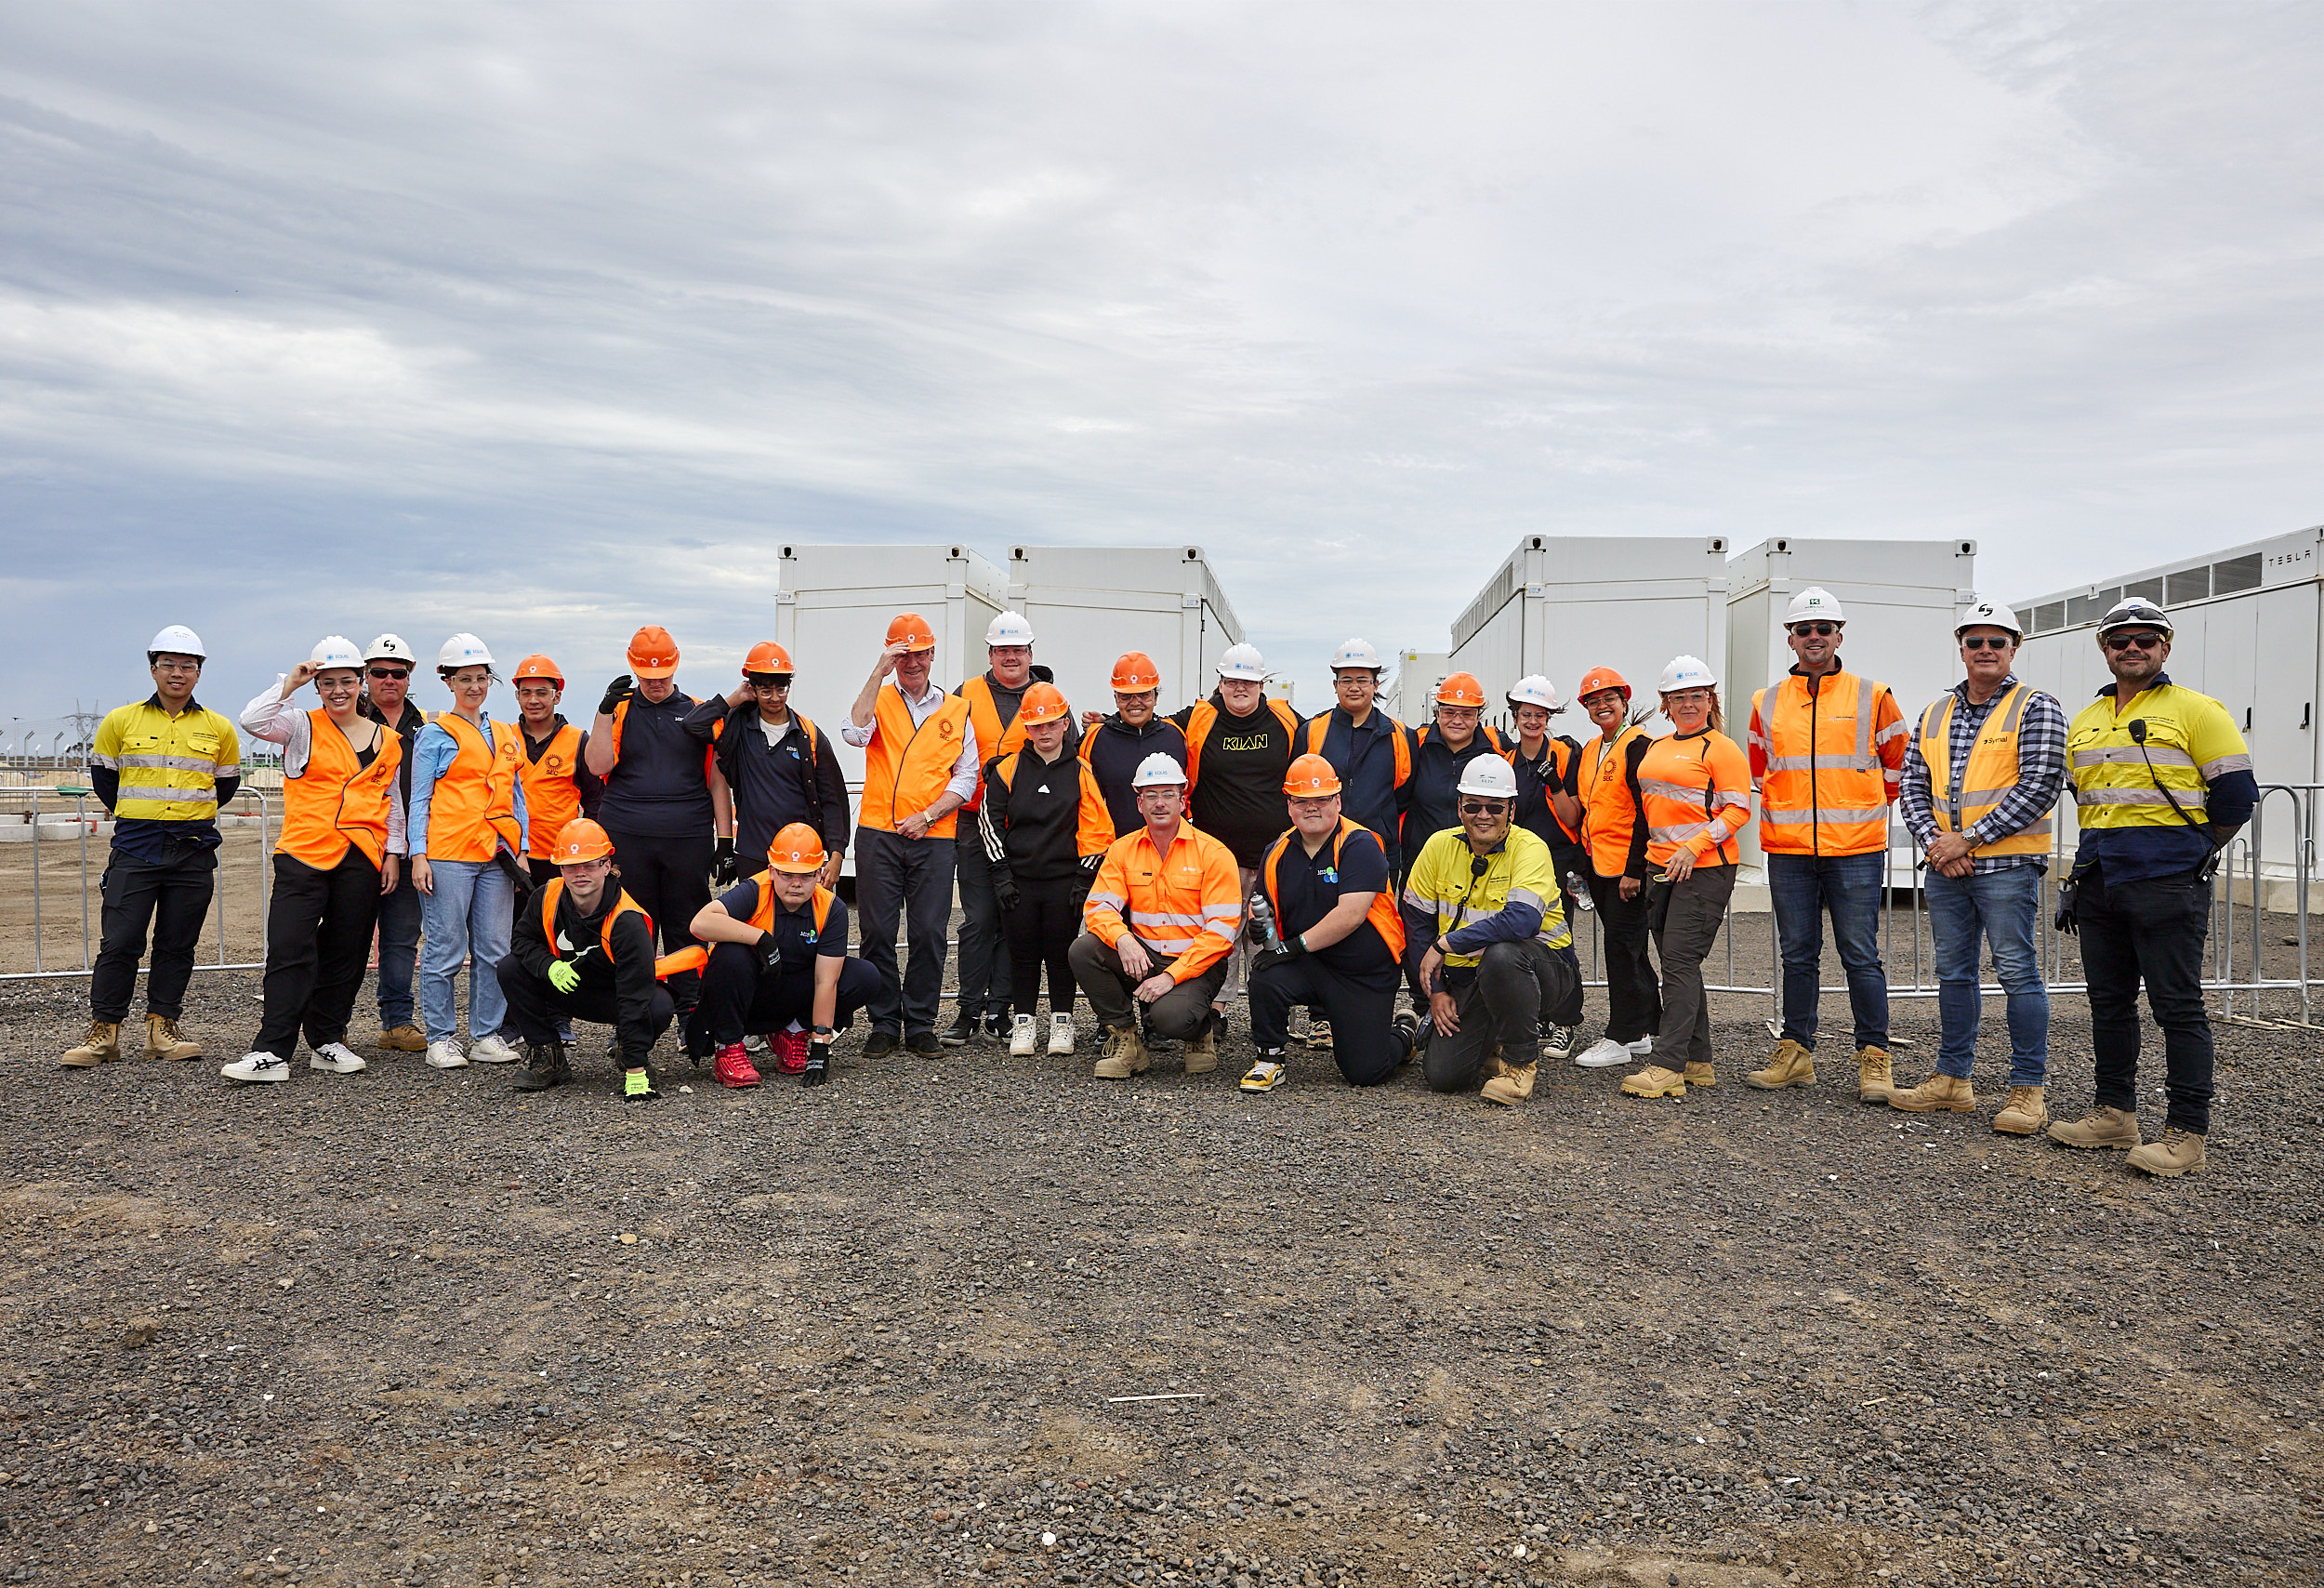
[1568,666,1660,1069]
[222,638,406,1083]
[408,633,528,1071]
[1619,656,1752,1101]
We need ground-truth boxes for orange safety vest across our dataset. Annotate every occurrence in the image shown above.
[1638,730,1751,869]
[276,709,402,870]
[536,879,654,959]
[1578,725,1650,877]
[989,750,1116,859]
[1750,671,1900,857]
[1299,713,1412,789]
[958,677,1051,813]
[516,721,586,860]
[1182,697,1301,786]
[1917,683,2051,859]
[742,872,838,938]
[425,713,523,863]
[858,685,973,840]
[1261,817,1406,960]
[1515,734,1581,843]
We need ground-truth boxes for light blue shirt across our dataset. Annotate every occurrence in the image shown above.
[407,712,528,854]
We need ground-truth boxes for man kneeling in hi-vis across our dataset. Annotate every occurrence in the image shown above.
[1069,753,1243,1079]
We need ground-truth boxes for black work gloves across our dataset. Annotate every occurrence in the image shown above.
[599,675,634,716]
[801,1040,831,1086]
[713,836,738,885]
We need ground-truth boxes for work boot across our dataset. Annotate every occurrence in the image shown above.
[59,1021,121,1068]
[1746,1039,1816,1091]
[512,1042,571,1092]
[2046,1105,2142,1151]
[1182,1015,1220,1076]
[145,1014,202,1061]
[377,1024,427,1052]
[1092,1024,1150,1079]
[1994,1085,2048,1136]
[1620,1064,1689,1099]
[1683,1062,1715,1088]
[2127,1127,2207,1177]
[1889,1072,1975,1114]
[713,1043,762,1089]
[1855,1045,1895,1105]
[1480,1058,1537,1106]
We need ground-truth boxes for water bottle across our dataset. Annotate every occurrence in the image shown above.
[1566,871,1595,913]
[1245,889,1279,947]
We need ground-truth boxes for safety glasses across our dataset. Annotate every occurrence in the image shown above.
[1960,636,2013,652]
[1789,622,1838,638]
[2103,631,2164,652]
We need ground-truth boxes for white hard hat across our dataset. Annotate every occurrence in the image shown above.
[1955,597,2024,641]
[984,611,1037,647]
[1329,639,1383,672]
[1454,755,1518,800]
[1784,587,1846,626]
[1506,674,1564,712]
[1131,752,1188,789]
[310,636,364,672]
[1216,642,1268,682]
[364,633,416,664]
[438,632,495,671]
[147,624,206,659]
[2095,597,2173,639]
[1657,655,1718,693]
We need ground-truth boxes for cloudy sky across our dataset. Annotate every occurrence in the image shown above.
[4,0,2320,729]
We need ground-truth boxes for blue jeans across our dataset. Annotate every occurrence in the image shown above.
[1925,864,2047,1085]
[374,864,424,1027]
[418,858,514,1043]
[1766,851,1888,1051]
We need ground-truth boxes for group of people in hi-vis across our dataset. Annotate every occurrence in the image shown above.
[62,585,2251,1176]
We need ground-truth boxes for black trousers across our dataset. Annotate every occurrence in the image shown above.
[1068,933,1226,1039]
[253,849,382,1058]
[855,826,955,1038]
[1248,956,1406,1085]
[495,957,673,1070]
[601,828,712,1009]
[90,847,218,1022]
[1422,939,1581,1092]
[1004,878,1081,1018]
[955,831,1012,1018]
[1586,867,1662,1043]
[2077,865,2214,1134]
[699,941,882,1046]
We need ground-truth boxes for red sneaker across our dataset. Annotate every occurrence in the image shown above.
[713,1042,762,1089]
[771,1028,810,1074]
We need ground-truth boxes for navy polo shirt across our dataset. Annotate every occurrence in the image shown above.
[717,878,849,974]
[1274,824,1398,984]
[600,690,713,838]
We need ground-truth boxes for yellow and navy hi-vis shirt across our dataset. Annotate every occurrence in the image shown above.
[2067,673,2256,883]
[1400,824,1572,966]
[90,694,241,857]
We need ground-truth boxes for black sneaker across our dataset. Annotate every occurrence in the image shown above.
[512,1042,571,1093]
[937,1012,977,1047]
[907,1029,943,1057]
[864,1028,901,1059]
[1392,1011,1421,1065]
[978,1011,1010,1042]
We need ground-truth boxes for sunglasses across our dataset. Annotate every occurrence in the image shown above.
[1790,622,1839,637]
[367,667,410,680]
[1458,800,1508,816]
[1960,636,2013,652]
[2103,631,2164,652]
[746,675,794,691]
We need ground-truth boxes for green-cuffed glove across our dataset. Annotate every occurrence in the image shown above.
[548,960,580,995]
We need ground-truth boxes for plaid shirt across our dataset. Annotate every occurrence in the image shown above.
[1898,673,2067,873]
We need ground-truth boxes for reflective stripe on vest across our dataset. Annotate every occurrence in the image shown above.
[426,714,524,863]
[1638,732,1748,868]
[2066,683,2248,831]
[1917,684,2049,858]
[1580,726,1647,877]
[276,709,400,870]
[539,880,653,961]
[858,685,972,840]
[1752,672,1895,855]
[1183,698,1301,786]
[517,722,586,859]
[1261,817,1407,961]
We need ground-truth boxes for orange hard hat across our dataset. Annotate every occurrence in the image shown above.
[1018,682,1071,725]
[766,822,826,874]
[1435,671,1486,708]
[1576,666,1631,703]
[1111,651,1162,692]
[512,654,564,688]
[1283,753,1342,798]
[550,817,614,864]
[743,641,795,677]
[885,612,937,653]
[627,625,680,679]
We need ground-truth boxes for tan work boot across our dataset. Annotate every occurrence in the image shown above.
[59,1021,121,1068]
[1746,1039,1816,1090]
[377,1025,427,1052]
[1855,1045,1895,1105]
[1683,1062,1715,1088]
[1092,1025,1150,1079]
[1620,1064,1689,1099]
[2047,1105,2142,1150]
[145,1013,202,1061]
[1182,1018,1219,1076]
[1480,1058,1537,1106]
[2127,1127,2207,1177]
[1994,1085,2048,1136]
[1888,1072,1974,1113]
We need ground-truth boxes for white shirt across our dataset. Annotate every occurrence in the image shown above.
[241,682,408,854]
[842,679,981,803]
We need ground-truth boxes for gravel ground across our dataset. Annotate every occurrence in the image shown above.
[4,954,2321,1588]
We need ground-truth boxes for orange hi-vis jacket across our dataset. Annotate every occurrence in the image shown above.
[1182,697,1302,786]
[1083,821,1244,983]
[426,713,524,863]
[516,721,586,860]
[858,684,973,840]
[1639,729,1753,870]
[276,709,403,870]
[1261,818,1406,959]
[742,873,837,938]
[535,879,652,960]
[1578,725,1652,879]
[1916,682,2053,859]
[957,675,1046,814]
[1749,669,1907,857]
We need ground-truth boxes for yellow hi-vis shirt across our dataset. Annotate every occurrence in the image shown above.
[91,695,241,821]
[1401,824,1572,964]
[2067,680,2251,831]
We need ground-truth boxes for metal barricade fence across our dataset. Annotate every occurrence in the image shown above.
[0,785,272,980]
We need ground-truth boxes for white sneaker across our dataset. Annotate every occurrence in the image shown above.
[425,1040,469,1069]
[309,1042,367,1075]
[1010,1014,1039,1056]
[220,1051,291,1083]
[1048,1013,1076,1056]
[1625,1036,1655,1056]
[1573,1037,1632,1069]
[469,1034,520,1064]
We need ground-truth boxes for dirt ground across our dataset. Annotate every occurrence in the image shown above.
[5,901,2323,1588]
